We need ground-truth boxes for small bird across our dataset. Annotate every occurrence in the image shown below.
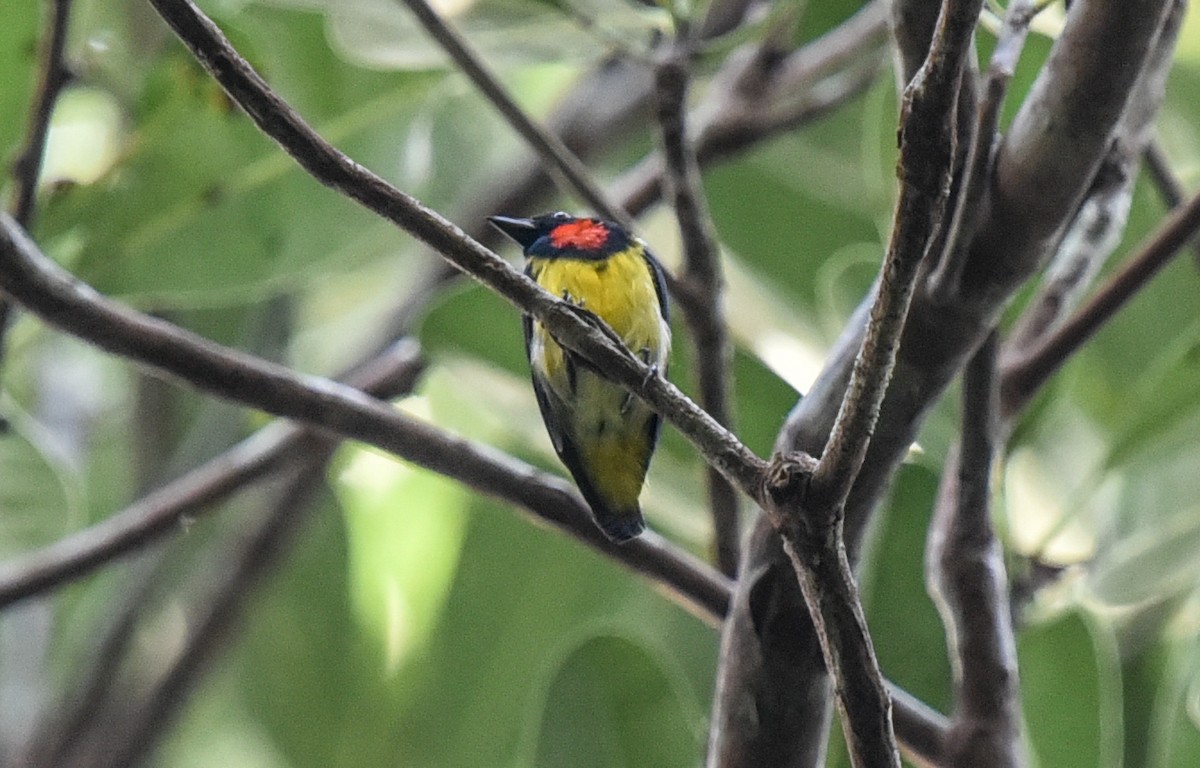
[489,212,671,543]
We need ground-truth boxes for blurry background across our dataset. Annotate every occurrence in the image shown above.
[2,0,1200,765]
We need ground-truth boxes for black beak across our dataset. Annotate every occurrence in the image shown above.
[487,215,541,249]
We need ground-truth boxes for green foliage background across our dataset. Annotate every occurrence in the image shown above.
[2,0,1200,765]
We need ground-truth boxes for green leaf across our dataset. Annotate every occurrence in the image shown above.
[0,395,78,557]
[1019,611,1120,768]
[1087,508,1200,608]
[859,464,954,714]
[0,2,38,163]
[534,635,698,768]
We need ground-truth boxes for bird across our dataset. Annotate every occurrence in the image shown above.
[488,212,671,543]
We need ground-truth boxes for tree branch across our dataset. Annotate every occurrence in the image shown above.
[1143,139,1200,268]
[2,0,75,387]
[927,333,1024,768]
[723,2,1176,767]
[391,0,633,230]
[655,46,741,576]
[927,0,1035,301]
[96,456,331,768]
[0,338,423,608]
[754,2,984,766]
[1000,186,1200,417]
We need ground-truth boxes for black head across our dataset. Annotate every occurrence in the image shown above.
[488,212,631,260]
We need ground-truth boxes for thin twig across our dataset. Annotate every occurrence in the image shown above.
[392,0,633,230]
[927,333,1024,768]
[2,0,75,387]
[1143,140,1200,267]
[655,47,741,576]
[1002,145,1133,356]
[1000,187,1200,415]
[9,0,72,224]
[927,0,1036,301]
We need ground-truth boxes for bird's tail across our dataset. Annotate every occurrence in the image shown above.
[591,505,645,544]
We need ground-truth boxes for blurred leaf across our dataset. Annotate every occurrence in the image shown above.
[0,395,78,557]
[336,441,470,677]
[0,2,39,167]
[1019,611,1119,768]
[254,0,667,70]
[859,464,953,714]
[234,494,371,768]
[34,50,430,303]
[1087,508,1200,608]
[534,635,698,768]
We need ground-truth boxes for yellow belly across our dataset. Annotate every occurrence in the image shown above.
[527,248,670,512]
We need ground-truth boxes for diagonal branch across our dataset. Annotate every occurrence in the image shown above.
[1143,140,1200,267]
[97,456,331,768]
[1000,186,1200,416]
[392,0,633,229]
[0,338,423,609]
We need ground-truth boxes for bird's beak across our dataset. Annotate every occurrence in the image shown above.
[487,215,540,249]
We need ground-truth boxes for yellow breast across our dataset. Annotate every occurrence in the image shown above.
[527,246,666,354]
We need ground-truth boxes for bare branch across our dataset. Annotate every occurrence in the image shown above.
[0,339,423,609]
[754,3,986,766]
[97,456,331,768]
[810,0,978,513]
[1144,140,1200,268]
[8,0,72,224]
[655,47,741,576]
[392,0,633,230]
[1000,186,1200,416]
[1002,146,1133,359]
[2,0,76,386]
[927,333,1025,768]
[927,0,1035,300]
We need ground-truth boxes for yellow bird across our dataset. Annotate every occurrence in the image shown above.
[489,212,671,543]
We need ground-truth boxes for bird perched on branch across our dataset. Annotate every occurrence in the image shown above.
[489,212,671,543]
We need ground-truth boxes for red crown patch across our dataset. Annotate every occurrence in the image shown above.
[549,219,610,251]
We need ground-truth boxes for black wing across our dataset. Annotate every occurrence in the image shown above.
[641,246,670,324]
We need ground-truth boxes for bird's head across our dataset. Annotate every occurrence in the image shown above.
[488,212,631,260]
